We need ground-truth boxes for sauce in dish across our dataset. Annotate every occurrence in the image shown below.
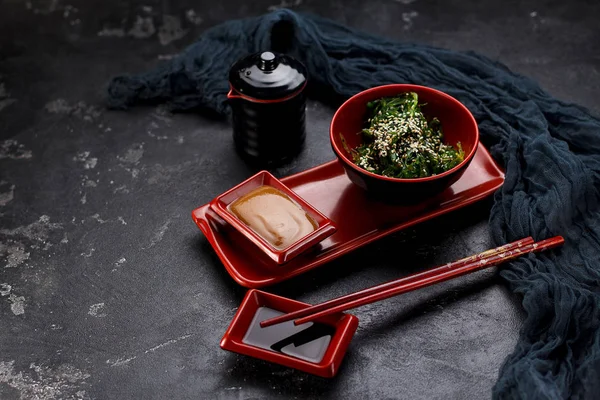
[243,306,334,364]
[228,185,318,249]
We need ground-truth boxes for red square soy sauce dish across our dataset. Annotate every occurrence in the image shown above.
[210,170,337,265]
[220,289,359,378]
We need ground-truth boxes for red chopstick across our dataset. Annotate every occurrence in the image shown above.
[292,236,564,326]
[260,236,535,328]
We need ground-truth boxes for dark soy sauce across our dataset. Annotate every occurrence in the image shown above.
[243,306,336,363]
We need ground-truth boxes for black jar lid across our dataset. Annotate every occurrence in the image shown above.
[228,51,307,101]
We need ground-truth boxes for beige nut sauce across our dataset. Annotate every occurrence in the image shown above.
[228,186,318,249]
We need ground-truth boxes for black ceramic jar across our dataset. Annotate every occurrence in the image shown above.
[228,51,308,166]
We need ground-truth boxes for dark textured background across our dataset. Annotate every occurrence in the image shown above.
[0,0,598,399]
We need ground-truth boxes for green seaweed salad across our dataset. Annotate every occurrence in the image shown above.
[350,92,464,179]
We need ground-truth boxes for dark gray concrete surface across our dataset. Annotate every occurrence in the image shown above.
[0,0,598,399]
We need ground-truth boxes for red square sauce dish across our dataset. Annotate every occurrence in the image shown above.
[209,170,337,265]
[220,289,359,378]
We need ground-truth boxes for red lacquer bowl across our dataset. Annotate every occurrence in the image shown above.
[330,84,479,200]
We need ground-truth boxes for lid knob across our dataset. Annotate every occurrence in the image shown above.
[258,52,277,71]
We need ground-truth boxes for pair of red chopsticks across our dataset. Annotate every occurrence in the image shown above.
[260,235,564,328]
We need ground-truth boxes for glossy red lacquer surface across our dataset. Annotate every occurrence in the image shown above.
[210,170,337,265]
[192,142,504,288]
[220,289,359,378]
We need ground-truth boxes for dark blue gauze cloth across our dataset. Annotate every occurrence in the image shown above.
[106,9,600,399]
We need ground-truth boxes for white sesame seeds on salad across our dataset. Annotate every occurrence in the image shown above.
[351,92,465,179]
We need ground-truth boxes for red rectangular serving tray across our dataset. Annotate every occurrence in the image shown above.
[192,142,504,288]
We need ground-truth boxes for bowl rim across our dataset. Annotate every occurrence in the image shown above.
[330,84,480,183]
